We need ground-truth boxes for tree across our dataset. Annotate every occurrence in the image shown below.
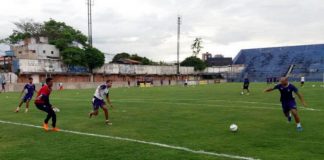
[112,53,155,65]
[191,38,203,57]
[2,19,88,51]
[61,47,86,67]
[130,54,155,65]
[2,19,45,44]
[84,47,105,73]
[43,19,88,50]
[181,56,207,71]
[112,52,131,63]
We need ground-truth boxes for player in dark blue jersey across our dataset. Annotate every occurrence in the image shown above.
[15,77,37,113]
[264,77,307,131]
[241,78,250,95]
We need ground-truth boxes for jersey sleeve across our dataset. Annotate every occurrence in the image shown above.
[273,84,280,90]
[291,85,298,93]
[100,85,107,90]
[24,84,28,89]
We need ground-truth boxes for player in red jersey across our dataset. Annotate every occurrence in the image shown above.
[34,78,59,131]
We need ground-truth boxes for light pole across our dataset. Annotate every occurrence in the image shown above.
[177,16,181,75]
[87,0,94,47]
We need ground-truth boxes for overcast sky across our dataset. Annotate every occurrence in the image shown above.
[1,0,324,62]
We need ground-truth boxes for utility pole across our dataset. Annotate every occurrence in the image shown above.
[87,0,94,47]
[177,16,181,75]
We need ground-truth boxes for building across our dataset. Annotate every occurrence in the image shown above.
[116,58,141,65]
[202,52,233,66]
[202,52,212,61]
[11,37,60,60]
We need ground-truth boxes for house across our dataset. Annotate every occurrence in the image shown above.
[116,58,141,65]
[202,52,232,66]
[11,37,60,60]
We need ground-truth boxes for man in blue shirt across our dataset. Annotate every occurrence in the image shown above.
[15,77,37,113]
[0,74,5,93]
[264,77,307,131]
[241,78,250,95]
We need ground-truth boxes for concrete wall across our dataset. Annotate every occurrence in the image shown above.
[11,44,60,60]
[204,65,245,73]
[28,44,60,59]
[12,45,38,59]
[19,59,65,73]
[94,64,195,75]
[0,72,18,83]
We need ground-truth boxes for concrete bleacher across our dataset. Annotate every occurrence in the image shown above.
[233,44,324,82]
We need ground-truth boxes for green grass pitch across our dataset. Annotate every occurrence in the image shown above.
[0,83,323,160]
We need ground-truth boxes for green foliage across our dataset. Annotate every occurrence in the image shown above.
[112,53,155,65]
[181,56,207,71]
[84,47,105,73]
[112,53,131,63]
[3,19,102,73]
[191,38,203,57]
[61,47,86,67]
[3,19,87,51]
[130,54,155,65]
[2,19,45,44]
[43,19,88,50]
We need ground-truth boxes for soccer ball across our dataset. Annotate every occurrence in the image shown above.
[230,124,238,132]
[241,92,244,95]
[312,85,316,88]
[52,107,60,112]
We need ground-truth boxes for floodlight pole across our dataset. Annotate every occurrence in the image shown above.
[177,16,181,76]
[87,0,93,47]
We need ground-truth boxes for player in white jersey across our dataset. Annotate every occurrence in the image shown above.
[300,77,305,87]
[89,80,114,125]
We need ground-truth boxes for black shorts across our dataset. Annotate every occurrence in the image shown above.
[243,84,249,89]
[35,103,52,112]
[301,82,305,84]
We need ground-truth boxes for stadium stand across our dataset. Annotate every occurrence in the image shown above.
[233,44,324,82]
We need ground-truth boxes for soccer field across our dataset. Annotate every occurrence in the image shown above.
[0,83,323,160]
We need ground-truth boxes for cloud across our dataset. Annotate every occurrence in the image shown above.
[0,0,324,61]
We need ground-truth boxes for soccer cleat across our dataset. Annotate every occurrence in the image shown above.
[43,123,49,131]
[52,128,60,132]
[105,120,112,126]
[89,112,92,119]
[15,107,20,113]
[25,108,29,113]
[287,116,292,123]
[297,126,303,132]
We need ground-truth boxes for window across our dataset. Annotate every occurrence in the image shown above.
[43,50,46,54]
[32,50,36,53]
[51,51,54,54]
[18,51,22,54]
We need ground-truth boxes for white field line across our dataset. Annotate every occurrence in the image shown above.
[49,97,321,112]
[0,120,260,160]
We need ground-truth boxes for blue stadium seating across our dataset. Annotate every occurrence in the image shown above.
[233,44,324,82]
